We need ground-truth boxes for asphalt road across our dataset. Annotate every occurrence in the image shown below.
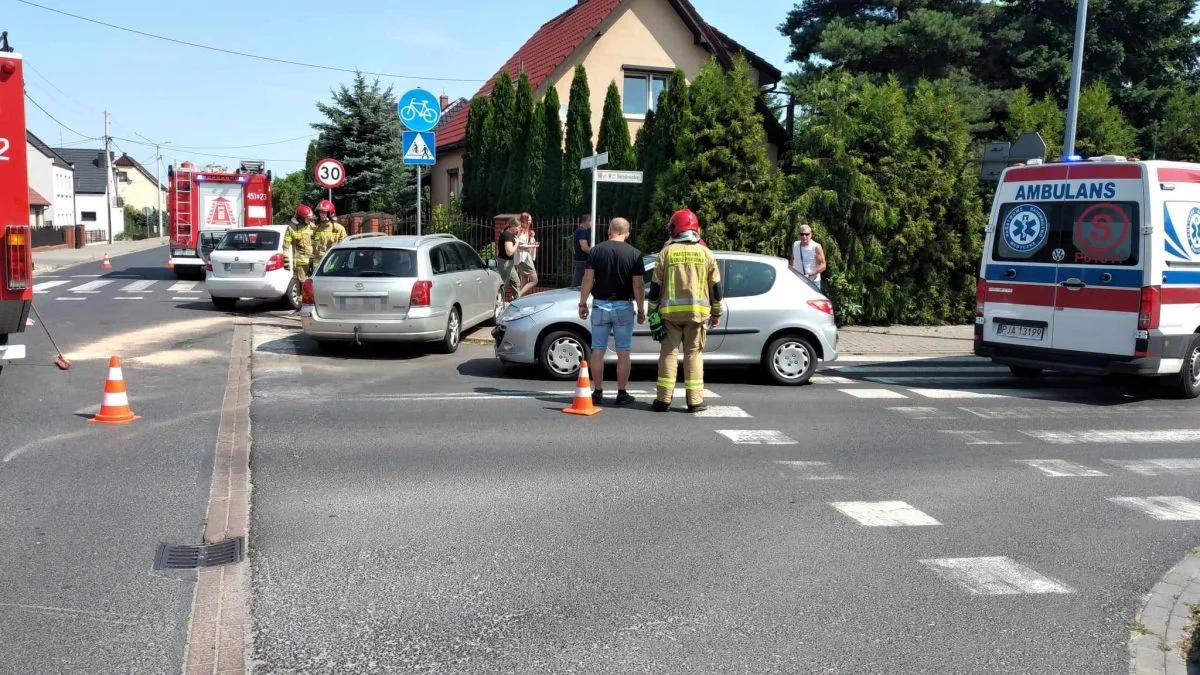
[0,244,244,673]
[246,323,1200,674]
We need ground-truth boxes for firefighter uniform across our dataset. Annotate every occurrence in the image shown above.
[311,199,347,269]
[648,209,723,412]
[284,220,314,282]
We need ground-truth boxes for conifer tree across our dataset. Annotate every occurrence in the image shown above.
[461,95,493,218]
[562,65,594,218]
[502,73,535,212]
[522,103,546,214]
[487,72,516,213]
[632,108,657,231]
[537,87,564,218]
[595,81,635,221]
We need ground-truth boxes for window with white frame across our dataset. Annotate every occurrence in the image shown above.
[623,71,669,116]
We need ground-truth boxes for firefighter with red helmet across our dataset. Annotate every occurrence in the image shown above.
[284,204,316,282]
[647,208,723,413]
[311,199,347,269]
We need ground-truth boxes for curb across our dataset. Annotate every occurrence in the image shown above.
[33,238,167,274]
[1130,547,1200,674]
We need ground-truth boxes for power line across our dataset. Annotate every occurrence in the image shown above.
[111,135,303,163]
[165,134,315,151]
[17,0,488,83]
[24,92,91,139]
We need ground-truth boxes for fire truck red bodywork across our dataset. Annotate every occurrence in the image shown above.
[166,160,273,278]
[0,49,33,371]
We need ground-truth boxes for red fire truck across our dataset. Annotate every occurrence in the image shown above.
[166,159,273,278]
[0,43,34,377]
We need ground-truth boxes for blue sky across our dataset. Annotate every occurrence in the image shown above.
[9,0,797,177]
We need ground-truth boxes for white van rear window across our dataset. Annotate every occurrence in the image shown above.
[993,201,1140,266]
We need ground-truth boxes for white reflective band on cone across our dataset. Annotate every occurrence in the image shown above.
[109,367,123,381]
[576,386,589,397]
[103,391,129,407]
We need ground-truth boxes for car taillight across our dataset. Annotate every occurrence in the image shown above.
[976,278,986,317]
[410,280,432,307]
[301,278,314,304]
[4,225,31,291]
[204,259,212,272]
[1138,285,1160,330]
[265,253,285,272]
[806,298,833,315]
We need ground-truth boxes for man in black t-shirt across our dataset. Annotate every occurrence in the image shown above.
[496,218,521,303]
[579,218,646,405]
[571,215,592,287]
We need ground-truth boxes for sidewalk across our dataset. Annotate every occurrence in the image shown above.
[465,323,975,357]
[33,237,168,274]
[1130,547,1200,674]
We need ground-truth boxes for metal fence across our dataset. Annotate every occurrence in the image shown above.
[30,225,67,248]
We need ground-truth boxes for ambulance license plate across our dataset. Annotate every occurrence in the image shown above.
[996,322,1043,341]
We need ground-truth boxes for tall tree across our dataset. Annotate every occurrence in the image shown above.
[303,139,323,205]
[1074,81,1140,157]
[594,81,636,221]
[562,65,594,219]
[461,95,493,218]
[636,69,689,252]
[654,56,781,253]
[1157,88,1200,161]
[1001,87,1065,158]
[487,72,517,213]
[503,73,535,212]
[632,108,657,230]
[311,72,406,214]
[536,87,564,218]
[522,103,547,214]
[272,170,305,223]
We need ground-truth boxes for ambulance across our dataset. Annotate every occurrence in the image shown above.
[974,155,1200,399]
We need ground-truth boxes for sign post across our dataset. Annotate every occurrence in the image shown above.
[399,88,441,237]
[314,157,346,204]
[579,151,609,244]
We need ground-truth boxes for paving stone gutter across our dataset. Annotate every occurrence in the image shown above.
[1130,547,1200,674]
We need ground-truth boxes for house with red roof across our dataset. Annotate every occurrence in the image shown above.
[429,0,787,210]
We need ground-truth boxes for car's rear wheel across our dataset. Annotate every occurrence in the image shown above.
[763,335,818,385]
[211,296,238,311]
[282,278,301,310]
[539,329,587,380]
[1171,335,1200,399]
[1009,366,1043,380]
[437,307,462,354]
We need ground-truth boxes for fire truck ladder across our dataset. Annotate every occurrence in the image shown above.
[173,165,193,242]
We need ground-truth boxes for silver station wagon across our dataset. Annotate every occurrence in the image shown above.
[492,250,840,384]
[300,233,503,353]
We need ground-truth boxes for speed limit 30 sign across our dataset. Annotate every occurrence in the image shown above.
[314,158,346,189]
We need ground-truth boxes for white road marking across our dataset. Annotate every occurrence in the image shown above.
[939,430,1020,445]
[1016,459,1107,477]
[921,557,1075,595]
[839,388,908,399]
[674,388,719,399]
[830,501,940,527]
[715,430,796,445]
[168,281,199,292]
[113,296,146,300]
[70,274,101,278]
[33,280,71,293]
[908,388,1007,399]
[1108,496,1200,521]
[772,461,847,480]
[835,366,1007,374]
[888,406,956,419]
[55,297,86,301]
[961,406,1172,420]
[1024,429,1200,445]
[811,375,855,384]
[1101,459,1200,476]
[692,405,750,418]
[172,296,201,301]
[120,280,157,293]
[69,280,114,293]
[832,356,986,364]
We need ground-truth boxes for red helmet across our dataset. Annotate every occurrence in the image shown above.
[317,199,336,215]
[669,209,700,237]
[295,204,314,220]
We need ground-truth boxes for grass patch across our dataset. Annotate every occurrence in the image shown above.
[1186,603,1199,668]
[1130,620,1154,636]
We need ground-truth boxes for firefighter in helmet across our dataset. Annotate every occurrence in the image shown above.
[647,208,723,413]
[311,199,348,269]
[284,204,316,282]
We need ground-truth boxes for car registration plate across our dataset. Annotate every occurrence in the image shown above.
[337,296,381,311]
[996,322,1044,341]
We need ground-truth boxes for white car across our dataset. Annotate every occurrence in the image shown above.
[205,225,300,311]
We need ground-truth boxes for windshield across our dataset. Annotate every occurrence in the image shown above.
[216,230,281,251]
[993,201,1140,266]
[318,247,417,277]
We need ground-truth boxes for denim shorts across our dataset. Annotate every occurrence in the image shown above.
[590,299,635,351]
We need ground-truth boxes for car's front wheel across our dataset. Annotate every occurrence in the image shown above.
[489,290,504,326]
[539,329,587,380]
[763,335,818,385]
[437,307,462,354]
[1171,335,1200,399]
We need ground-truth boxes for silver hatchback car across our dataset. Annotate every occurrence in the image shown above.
[493,250,839,384]
[300,233,503,353]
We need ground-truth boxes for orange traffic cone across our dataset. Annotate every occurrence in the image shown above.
[101,253,112,270]
[563,359,601,416]
[89,355,140,424]
[166,256,173,270]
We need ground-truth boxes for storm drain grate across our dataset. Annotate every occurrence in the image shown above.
[154,536,244,570]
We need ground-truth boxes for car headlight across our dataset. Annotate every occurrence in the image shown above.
[502,301,555,322]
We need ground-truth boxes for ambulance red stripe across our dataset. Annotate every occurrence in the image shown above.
[985,283,1054,306]
[1156,168,1200,184]
[1002,164,1143,182]
[986,283,1141,311]
[1161,286,1200,304]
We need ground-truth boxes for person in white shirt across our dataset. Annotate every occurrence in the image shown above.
[790,223,826,289]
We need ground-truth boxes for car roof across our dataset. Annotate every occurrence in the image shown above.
[225,225,288,234]
[332,233,461,250]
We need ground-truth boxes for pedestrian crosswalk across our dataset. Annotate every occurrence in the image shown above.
[33,276,205,300]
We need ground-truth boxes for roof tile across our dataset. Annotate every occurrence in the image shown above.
[28,186,51,207]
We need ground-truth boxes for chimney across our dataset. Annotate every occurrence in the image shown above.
[439,93,449,110]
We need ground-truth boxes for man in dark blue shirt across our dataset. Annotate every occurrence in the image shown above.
[571,214,592,287]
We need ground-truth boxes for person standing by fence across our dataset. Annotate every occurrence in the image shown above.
[516,212,540,296]
[790,223,826,290]
[571,214,592,287]
[496,217,522,305]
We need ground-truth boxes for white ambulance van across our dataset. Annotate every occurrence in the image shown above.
[974,156,1200,398]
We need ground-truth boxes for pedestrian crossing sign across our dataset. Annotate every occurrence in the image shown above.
[402,131,436,166]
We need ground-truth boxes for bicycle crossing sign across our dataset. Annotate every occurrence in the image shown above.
[402,131,436,166]
[398,88,441,132]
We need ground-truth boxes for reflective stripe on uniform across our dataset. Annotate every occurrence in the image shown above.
[684,379,704,391]
[656,377,675,389]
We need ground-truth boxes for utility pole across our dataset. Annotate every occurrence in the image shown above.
[104,110,114,245]
[156,146,164,238]
[1062,0,1088,159]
